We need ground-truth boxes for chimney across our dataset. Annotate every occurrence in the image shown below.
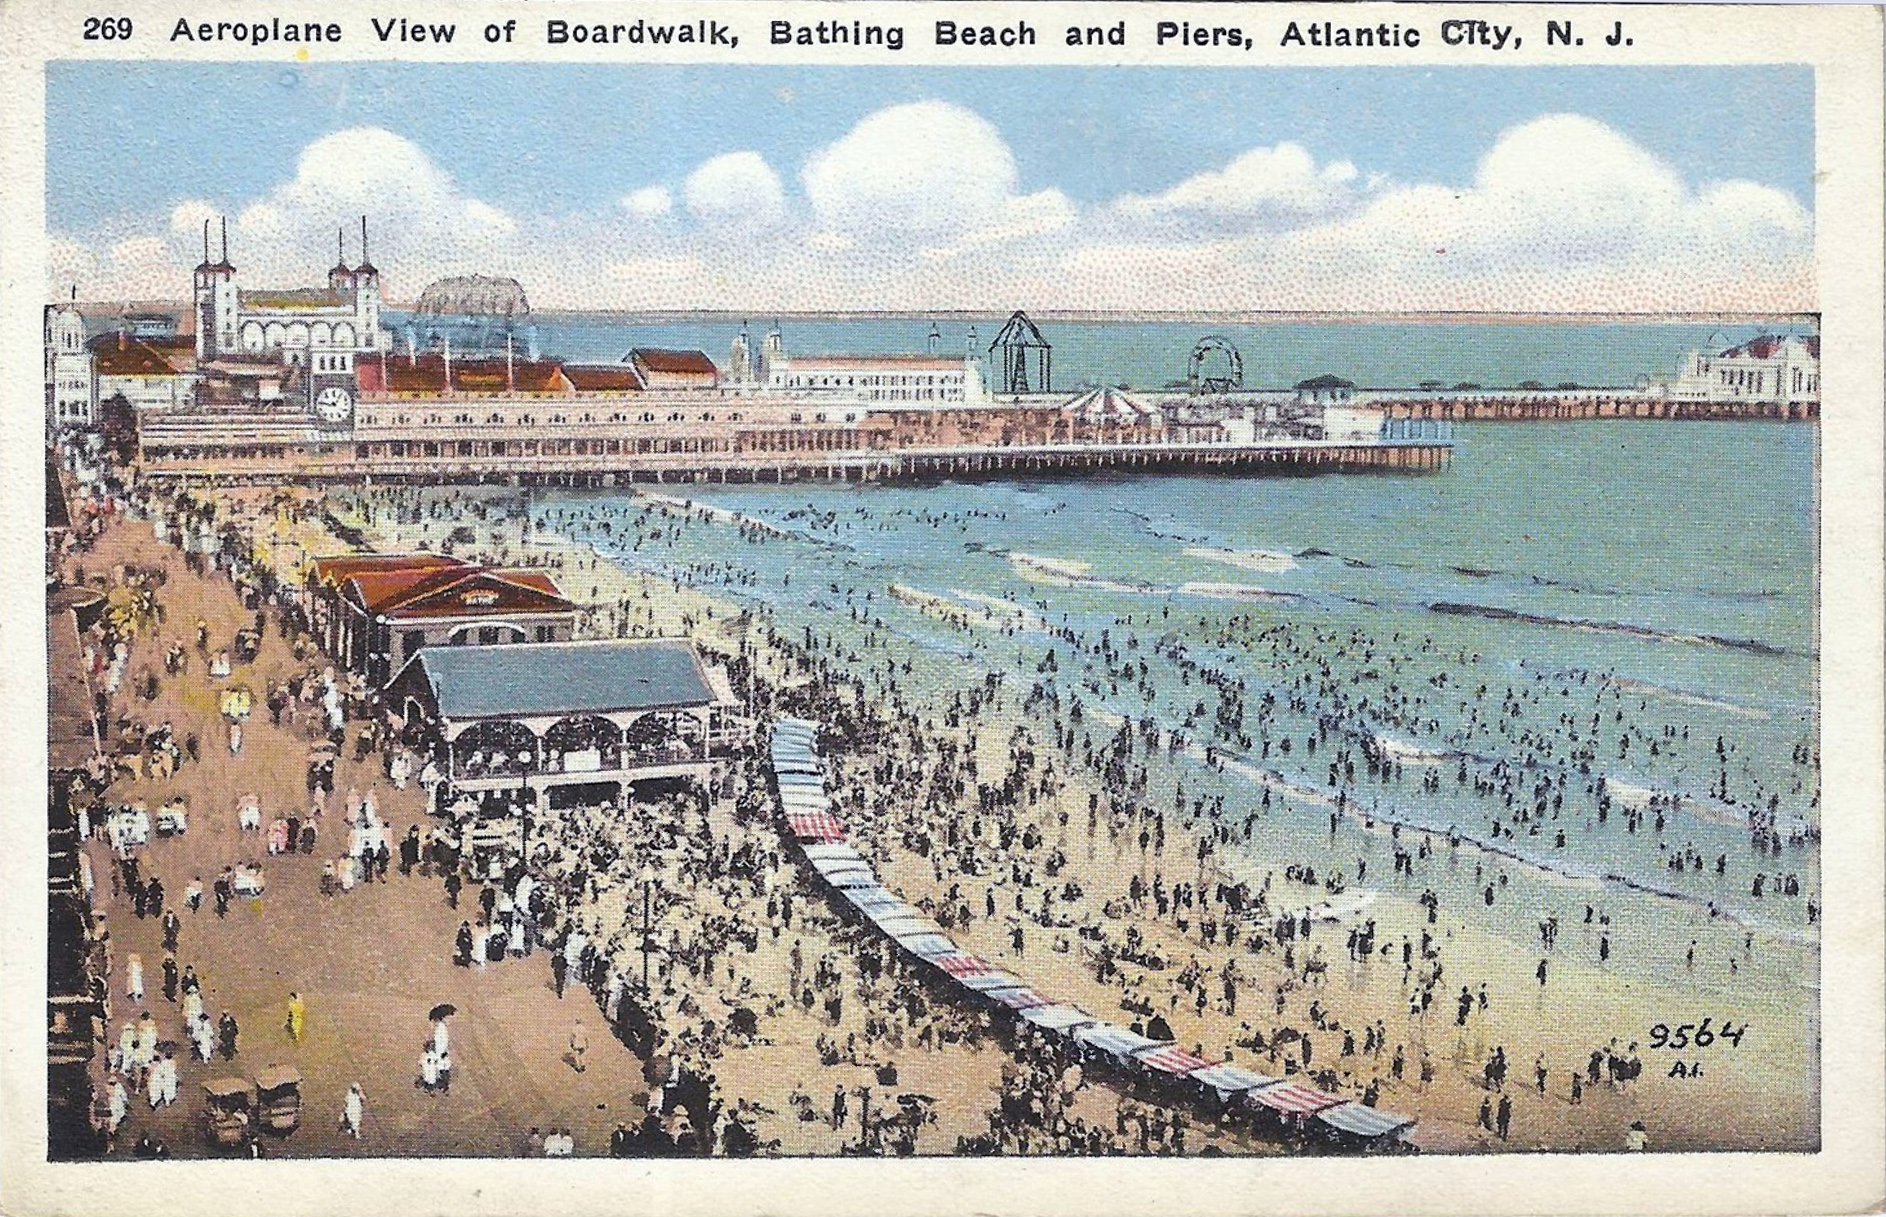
[361,215,369,265]
[220,216,228,264]
[202,219,210,265]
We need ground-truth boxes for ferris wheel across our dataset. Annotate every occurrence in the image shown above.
[1188,335,1244,394]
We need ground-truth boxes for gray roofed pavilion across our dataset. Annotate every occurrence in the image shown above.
[408,639,715,719]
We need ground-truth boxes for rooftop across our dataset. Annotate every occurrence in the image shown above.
[407,639,716,719]
[630,348,720,377]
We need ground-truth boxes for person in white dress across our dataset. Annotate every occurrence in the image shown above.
[341,1084,365,1139]
[432,1018,449,1056]
[125,954,144,1002]
[106,1076,128,1134]
[419,1045,439,1093]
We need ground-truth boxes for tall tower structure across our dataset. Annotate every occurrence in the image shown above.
[328,227,357,294]
[192,218,237,361]
[352,215,383,350]
[729,321,754,385]
[759,321,785,384]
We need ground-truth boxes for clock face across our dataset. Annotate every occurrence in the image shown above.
[315,385,353,424]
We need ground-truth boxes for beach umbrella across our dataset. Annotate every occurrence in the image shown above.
[428,1003,457,1021]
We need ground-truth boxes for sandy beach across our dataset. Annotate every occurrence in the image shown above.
[47,468,1816,1159]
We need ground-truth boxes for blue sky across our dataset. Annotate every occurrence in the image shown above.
[46,63,1816,313]
[49,62,1813,230]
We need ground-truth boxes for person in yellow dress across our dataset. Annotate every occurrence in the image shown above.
[286,991,306,1043]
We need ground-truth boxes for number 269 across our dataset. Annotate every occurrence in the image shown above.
[83,16,134,39]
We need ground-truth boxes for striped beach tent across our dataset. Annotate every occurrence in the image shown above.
[799,842,864,864]
[1016,1003,1097,1034]
[986,986,1053,1011]
[953,970,1029,993]
[928,951,998,979]
[1315,1102,1416,1140]
[1131,1044,1214,1077]
[1247,1080,1344,1117]
[785,810,845,842]
[1072,1023,1162,1064]
[1185,1062,1278,1097]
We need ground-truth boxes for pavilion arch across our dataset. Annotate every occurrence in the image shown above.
[333,322,356,348]
[450,718,538,777]
[446,620,529,646]
[543,713,623,772]
[242,322,265,351]
[265,322,287,349]
[622,709,708,763]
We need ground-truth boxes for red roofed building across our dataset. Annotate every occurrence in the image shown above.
[628,348,720,390]
[358,353,574,397]
[304,553,579,684]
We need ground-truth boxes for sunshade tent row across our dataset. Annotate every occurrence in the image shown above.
[766,720,1415,1148]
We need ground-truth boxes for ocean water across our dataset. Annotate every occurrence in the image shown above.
[539,421,1818,997]
[390,311,1812,392]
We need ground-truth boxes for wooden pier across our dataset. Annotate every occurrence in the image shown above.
[138,437,1451,486]
[1376,393,1817,422]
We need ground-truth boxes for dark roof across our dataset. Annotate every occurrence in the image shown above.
[630,348,719,376]
[562,365,646,392]
[410,639,715,719]
[1295,374,1356,390]
[1720,335,1818,361]
[308,552,468,588]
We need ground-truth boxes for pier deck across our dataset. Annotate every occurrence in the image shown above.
[137,437,1452,485]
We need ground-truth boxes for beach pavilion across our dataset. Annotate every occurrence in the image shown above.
[386,638,748,812]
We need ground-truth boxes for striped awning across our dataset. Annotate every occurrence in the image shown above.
[786,811,845,842]
[1186,1062,1278,1094]
[987,987,1053,1011]
[1248,1080,1344,1116]
[929,952,997,978]
[1316,1102,1415,1139]
[799,842,863,864]
[1072,1023,1162,1062]
[1016,1003,1097,1033]
[955,970,1028,993]
[1131,1044,1214,1076]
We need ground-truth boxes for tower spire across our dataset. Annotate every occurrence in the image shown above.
[202,219,210,265]
[219,216,229,264]
[361,215,369,265]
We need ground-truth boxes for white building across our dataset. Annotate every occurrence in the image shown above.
[195,217,389,364]
[1670,334,1819,404]
[44,302,94,428]
[190,216,392,426]
[739,322,987,407]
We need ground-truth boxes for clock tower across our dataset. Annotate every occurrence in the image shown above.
[309,345,357,429]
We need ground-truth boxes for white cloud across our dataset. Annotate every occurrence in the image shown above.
[683,152,785,227]
[620,186,673,219]
[803,101,1072,249]
[1112,143,1365,233]
[48,111,1811,314]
